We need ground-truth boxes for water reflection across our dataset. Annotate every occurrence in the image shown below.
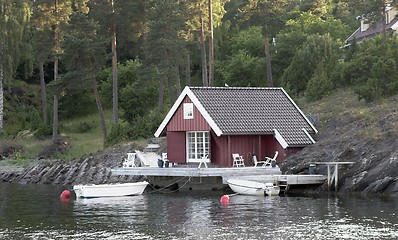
[1,183,398,239]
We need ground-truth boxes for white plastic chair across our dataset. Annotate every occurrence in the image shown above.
[252,154,266,167]
[123,153,136,168]
[262,151,278,167]
[198,154,209,168]
[162,153,168,161]
[232,153,245,167]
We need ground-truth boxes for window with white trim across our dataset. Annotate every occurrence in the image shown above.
[183,103,194,119]
[187,131,209,162]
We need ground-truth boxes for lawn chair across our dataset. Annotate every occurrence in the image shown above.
[252,154,266,167]
[262,151,278,167]
[232,153,245,167]
[198,154,209,168]
[123,152,136,168]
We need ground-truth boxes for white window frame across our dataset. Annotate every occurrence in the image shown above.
[183,103,194,119]
[186,131,209,163]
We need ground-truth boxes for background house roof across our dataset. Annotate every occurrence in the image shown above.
[344,16,398,47]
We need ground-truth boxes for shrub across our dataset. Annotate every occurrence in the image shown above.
[34,124,53,139]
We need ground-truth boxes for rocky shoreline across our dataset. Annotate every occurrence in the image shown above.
[0,145,145,186]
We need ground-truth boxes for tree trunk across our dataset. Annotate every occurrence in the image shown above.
[52,60,59,141]
[53,0,59,142]
[263,27,273,87]
[167,76,175,105]
[111,22,118,125]
[93,76,107,144]
[39,62,48,125]
[175,65,181,96]
[208,0,214,87]
[0,67,3,132]
[185,53,191,86]
[382,2,387,42]
[157,75,165,110]
[200,15,208,87]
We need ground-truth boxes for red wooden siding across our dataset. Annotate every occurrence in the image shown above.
[167,96,211,132]
[166,132,186,164]
[209,134,283,166]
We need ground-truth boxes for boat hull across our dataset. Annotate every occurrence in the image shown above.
[73,181,148,198]
[227,179,266,196]
[227,179,280,196]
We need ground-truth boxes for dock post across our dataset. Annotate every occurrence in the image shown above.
[334,163,338,191]
[327,165,331,191]
[314,162,354,192]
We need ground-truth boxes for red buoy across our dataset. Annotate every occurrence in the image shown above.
[60,190,71,199]
[220,194,230,203]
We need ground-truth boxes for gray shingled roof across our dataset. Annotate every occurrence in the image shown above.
[345,17,398,46]
[190,87,316,146]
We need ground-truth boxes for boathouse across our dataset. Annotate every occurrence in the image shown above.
[154,87,317,167]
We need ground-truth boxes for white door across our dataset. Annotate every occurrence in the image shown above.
[186,131,209,163]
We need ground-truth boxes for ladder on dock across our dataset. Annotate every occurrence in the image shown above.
[276,176,289,194]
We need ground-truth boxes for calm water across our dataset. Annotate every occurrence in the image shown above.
[0,183,397,240]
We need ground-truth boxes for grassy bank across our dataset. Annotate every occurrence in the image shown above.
[0,109,148,169]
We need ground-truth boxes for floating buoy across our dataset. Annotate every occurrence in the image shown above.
[220,194,230,203]
[60,190,71,199]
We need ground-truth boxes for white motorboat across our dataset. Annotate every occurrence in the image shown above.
[227,179,280,196]
[73,181,149,198]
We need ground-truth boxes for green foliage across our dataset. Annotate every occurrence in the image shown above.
[274,12,350,82]
[228,26,264,57]
[127,109,165,139]
[282,33,340,97]
[119,81,157,123]
[216,50,265,87]
[214,26,265,87]
[34,124,52,139]
[100,59,142,108]
[106,109,165,146]
[59,91,96,118]
[342,35,398,102]
[105,123,128,147]
[305,57,338,101]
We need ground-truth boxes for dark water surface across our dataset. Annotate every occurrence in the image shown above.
[0,183,397,239]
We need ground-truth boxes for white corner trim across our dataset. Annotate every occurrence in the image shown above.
[154,86,223,137]
[187,90,223,137]
[280,88,318,134]
[302,128,316,144]
[154,86,191,137]
[273,129,288,149]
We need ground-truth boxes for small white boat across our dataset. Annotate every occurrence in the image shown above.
[73,181,149,198]
[227,179,280,196]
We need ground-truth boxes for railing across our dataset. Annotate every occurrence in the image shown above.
[313,162,354,191]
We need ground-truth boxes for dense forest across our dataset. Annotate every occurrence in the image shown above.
[1,0,398,149]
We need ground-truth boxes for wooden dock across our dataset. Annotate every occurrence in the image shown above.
[111,166,327,192]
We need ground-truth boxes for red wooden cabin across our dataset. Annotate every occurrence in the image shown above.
[154,87,317,167]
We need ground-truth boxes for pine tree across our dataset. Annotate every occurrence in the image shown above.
[0,0,31,133]
[61,12,108,143]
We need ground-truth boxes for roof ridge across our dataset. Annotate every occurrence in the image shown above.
[189,86,283,90]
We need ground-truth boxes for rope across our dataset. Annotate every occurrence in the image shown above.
[147,176,192,194]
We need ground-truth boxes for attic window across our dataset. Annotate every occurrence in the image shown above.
[183,103,194,119]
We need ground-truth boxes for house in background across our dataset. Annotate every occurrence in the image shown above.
[154,86,318,167]
[344,6,398,47]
